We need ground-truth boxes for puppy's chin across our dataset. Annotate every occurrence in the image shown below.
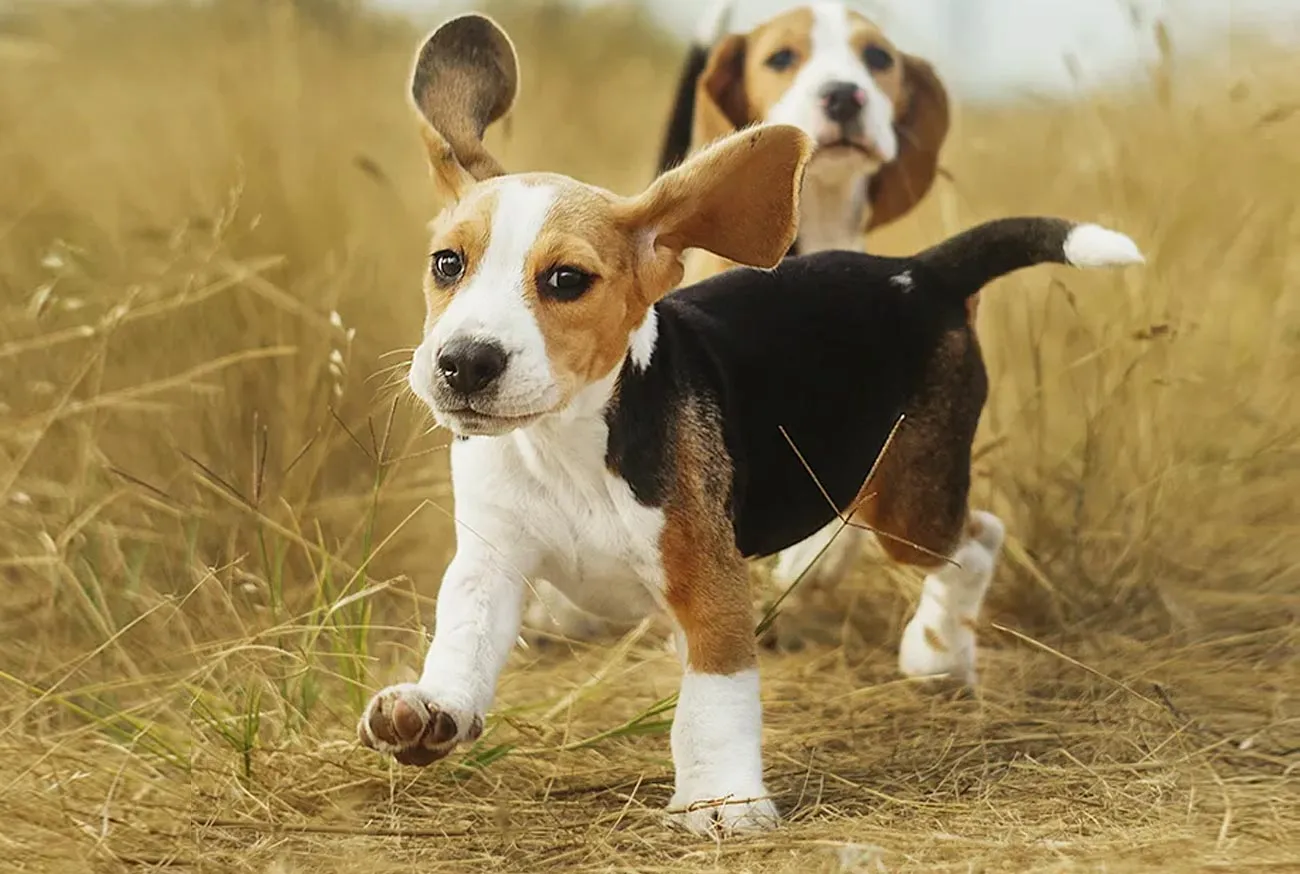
[434,406,547,438]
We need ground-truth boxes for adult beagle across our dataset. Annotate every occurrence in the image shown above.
[659,0,950,282]
[357,14,1143,836]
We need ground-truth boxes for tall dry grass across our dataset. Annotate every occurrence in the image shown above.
[0,1,1295,871]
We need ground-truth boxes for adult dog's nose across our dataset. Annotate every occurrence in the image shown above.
[437,338,507,396]
[821,81,866,124]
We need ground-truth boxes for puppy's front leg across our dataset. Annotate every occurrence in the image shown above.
[358,546,525,766]
[662,523,778,835]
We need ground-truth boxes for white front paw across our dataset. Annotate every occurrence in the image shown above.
[667,786,780,836]
[356,683,483,767]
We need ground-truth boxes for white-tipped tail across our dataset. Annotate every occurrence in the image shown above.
[695,0,735,46]
[1063,223,1145,268]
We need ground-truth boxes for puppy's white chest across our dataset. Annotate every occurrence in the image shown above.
[452,416,665,621]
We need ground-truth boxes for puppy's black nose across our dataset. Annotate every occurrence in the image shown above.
[437,338,507,395]
[821,81,866,124]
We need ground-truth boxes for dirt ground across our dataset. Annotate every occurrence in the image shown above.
[0,1,1296,871]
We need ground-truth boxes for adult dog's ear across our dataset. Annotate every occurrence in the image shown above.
[410,14,519,203]
[691,34,751,151]
[866,54,950,230]
[618,124,814,299]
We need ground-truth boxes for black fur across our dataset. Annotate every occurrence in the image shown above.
[605,217,1083,558]
[656,44,712,174]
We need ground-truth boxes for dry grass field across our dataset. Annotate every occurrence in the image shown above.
[1,1,1297,871]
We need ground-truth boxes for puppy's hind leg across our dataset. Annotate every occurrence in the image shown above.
[896,511,1005,688]
[771,519,869,591]
[521,579,635,648]
[763,521,871,650]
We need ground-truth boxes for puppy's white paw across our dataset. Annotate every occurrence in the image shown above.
[898,514,1005,689]
[667,789,780,836]
[357,683,482,767]
[899,616,978,687]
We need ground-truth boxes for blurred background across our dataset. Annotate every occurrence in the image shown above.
[1,1,1295,871]
[384,0,1300,99]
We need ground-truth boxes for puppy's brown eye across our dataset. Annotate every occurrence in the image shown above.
[765,48,796,72]
[863,45,893,72]
[431,249,464,284]
[539,266,594,302]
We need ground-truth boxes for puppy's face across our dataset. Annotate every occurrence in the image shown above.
[746,4,905,167]
[406,16,813,437]
[412,177,657,435]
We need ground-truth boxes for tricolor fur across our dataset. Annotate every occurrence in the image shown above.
[647,1,960,632]
[356,14,1145,838]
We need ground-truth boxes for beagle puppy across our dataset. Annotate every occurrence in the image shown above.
[659,0,950,281]
[357,14,1143,836]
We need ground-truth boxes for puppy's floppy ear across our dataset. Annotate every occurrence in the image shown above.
[866,54,950,230]
[618,124,814,297]
[410,14,519,203]
[691,34,751,151]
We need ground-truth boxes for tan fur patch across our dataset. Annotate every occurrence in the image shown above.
[421,187,498,331]
[524,179,652,393]
[623,125,810,270]
[661,400,755,676]
[923,626,949,653]
[738,7,814,120]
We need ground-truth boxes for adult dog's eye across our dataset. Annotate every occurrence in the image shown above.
[764,48,797,72]
[862,44,894,72]
[431,249,464,284]
[539,266,594,302]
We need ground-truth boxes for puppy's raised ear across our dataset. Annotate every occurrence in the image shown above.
[866,54,950,230]
[409,14,519,203]
[618,124,813,298]
[691,34,751,151]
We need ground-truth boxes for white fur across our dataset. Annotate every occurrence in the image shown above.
[409,181,563,430]
[668,669,778,834]
[357,507,531,756]
[890,269,914,291]
[796,149,875,252]
[898,511,1006,687]
[628,306,659,371]
[1063,223,1145,268]
[364,374,668,748]
[772,518,869,588]
[463,376,668,622]
[764,2,898,163]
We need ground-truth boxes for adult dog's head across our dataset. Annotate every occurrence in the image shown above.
[687,2,949,253]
